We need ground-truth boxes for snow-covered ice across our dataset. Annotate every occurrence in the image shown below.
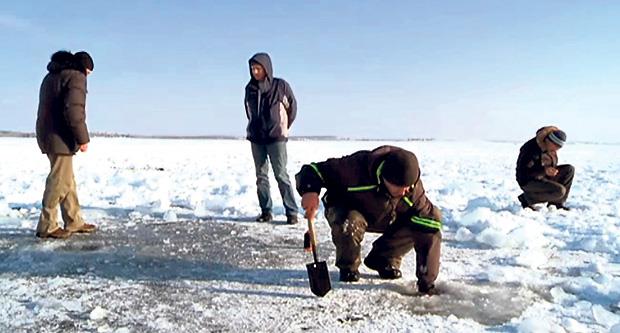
[1,137,619,332]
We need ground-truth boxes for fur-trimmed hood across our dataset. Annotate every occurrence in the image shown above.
[535,126,561,151]
[46,50,88,74]
[46,51,74,73]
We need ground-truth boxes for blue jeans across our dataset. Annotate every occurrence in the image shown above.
[251,141,298,216]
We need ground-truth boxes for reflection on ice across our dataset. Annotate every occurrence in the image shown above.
[392,281,540,326]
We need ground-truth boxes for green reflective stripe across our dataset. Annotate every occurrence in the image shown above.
[309,163,324,182]
[347,161,383,192]
[347,185,378,192]
[410,216,442,230]
[376,160,385,184]
[403,197,414,207]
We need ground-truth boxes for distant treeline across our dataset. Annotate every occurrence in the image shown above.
[0,131,34,137]
[2,131,618,144]
[0,131,434,141]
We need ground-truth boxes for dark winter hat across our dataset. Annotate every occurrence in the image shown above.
[74,51,94,72]
[50,50,74,64]
[382,150,419,186]
[547,130,566,147]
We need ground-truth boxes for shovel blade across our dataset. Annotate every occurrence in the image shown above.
[306,261,331,297]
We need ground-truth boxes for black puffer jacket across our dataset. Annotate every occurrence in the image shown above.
[296,145,442,233]
[244,53,297,144]
[36,51,90,154]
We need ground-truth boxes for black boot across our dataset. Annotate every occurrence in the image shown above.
[339,269,360,282]
[548,203,570,211]
[255,211,273,222]
[364,256,402,280]
[417,282,438,295]
[518,194,533,209]
[286,214,299,224]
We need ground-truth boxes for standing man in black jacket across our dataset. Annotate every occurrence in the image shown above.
[35,50,97,238]
[244,52,299,224]
[516,126,574,210]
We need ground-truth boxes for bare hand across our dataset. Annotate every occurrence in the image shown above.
[301,192,320,219]
[545,167,558,177]
[79,143,88,152]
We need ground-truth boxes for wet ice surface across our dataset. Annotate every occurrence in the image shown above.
[0,217,550,332]
[390,281,541,326]
[1,138,620,332]
[0,220,588,332]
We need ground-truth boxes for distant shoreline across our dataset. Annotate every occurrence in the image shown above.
[0,130,434,142]
[1,130,618,145]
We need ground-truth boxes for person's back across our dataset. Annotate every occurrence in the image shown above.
[36,51,90,155]
[515,137,542,186]
[297,145,439,230]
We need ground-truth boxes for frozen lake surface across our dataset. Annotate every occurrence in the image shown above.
[1,137,619,332]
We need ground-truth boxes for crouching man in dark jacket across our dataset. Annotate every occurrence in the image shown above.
[295,145,442,294]
[516,126,574,210]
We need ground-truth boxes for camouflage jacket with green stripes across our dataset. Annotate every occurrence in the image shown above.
[295,145,441,233]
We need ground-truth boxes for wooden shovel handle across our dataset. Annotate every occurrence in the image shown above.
[306,217,319,263]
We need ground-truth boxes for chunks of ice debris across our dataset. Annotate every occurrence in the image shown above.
[163,210,177,222]
[90,306,108,321]
[128,211,142,220]
[514,249,548,268]
[549,286,578,305]
[476,228,506,248]
[517,317,566,333]
[460,207,494,227]
[455,227,474,242]
[561,318,588,333]
[592,304,620,328]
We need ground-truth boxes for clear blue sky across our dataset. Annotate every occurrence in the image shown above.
[1,1,619,142]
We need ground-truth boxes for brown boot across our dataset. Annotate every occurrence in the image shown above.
[67,223,97,233]
[36,228,72,239]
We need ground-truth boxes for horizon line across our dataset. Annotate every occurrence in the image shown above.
[2,130,619,145]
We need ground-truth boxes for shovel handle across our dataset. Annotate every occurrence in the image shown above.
[306,217,319,263]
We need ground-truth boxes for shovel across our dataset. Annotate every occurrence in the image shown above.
[305,217,331,297]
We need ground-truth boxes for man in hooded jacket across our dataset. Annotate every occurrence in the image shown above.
[516,126,574,210]
[296,145,442,294]
[244,52,299,224]
[35,50,97,239]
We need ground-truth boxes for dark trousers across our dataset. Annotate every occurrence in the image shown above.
[325,207,441,287]
[520,164,574,206]
[251,142,298,216]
